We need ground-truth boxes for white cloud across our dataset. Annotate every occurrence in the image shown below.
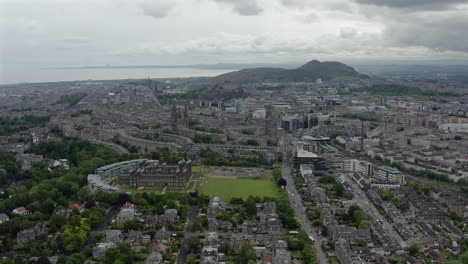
[340,27,357,38]
[296,13,320,24]
[140,0,175,19]
[211,0,263,16]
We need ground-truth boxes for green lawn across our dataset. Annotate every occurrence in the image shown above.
[199,176,281,201]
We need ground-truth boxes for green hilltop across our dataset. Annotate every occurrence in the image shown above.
[213,60,367,83]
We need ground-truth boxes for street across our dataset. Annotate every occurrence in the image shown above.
[344,175,405,247]
[282,160,329,264]
[176,205,199,264]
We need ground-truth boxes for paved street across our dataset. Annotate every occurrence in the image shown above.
[344,175,405,247]
[282,160,329,264]
[176,205,199,264]
[79,204,120,253]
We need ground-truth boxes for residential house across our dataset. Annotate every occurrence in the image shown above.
[16,223,44,247]
[12,206,31,216]
[144,252,163,264]
[106,230,123,244]
[0,213,9,224]
[93,242,116,259]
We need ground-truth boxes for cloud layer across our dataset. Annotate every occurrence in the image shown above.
[1,0,468,70]
[212,0,263,15]
[354,0,467,10]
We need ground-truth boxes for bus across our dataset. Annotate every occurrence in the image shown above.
[309,235,315,244]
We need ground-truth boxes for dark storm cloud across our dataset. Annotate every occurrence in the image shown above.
[384,15,468,52]
[354,0,467,10]
[213,0,263,16]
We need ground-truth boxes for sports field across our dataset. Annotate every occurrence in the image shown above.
[199,176,280,201]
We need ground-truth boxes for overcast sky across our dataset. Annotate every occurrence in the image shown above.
[1,0,468,69]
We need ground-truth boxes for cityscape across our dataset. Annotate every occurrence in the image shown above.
[1,1,468,264]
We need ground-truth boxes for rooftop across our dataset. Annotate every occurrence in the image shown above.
[378,166,401,174]
[297,149,318,158]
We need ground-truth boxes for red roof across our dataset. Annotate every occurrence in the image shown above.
[150,243,167,252]
[122,202,136,209]
[13,207,31,215]
[68,204,84,210]
[15,207,28,212]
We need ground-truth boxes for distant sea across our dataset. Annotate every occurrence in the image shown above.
[0,67,234,85]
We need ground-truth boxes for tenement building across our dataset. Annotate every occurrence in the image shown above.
[117,160,192,189]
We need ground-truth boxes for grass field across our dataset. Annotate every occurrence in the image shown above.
[199,176,281,201]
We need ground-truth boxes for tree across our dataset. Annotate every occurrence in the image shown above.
[188,236,201,254]
[245,197,257,216]
[388,256,402,264]
[284,236,305,251]
[220,241,232,254]
[88,210,104,228]
[301,246,316,264]
[151,151,161,161]
[48,214,67,232]
[128,145,139,153]
[358,220,372,229]
[34,256,51,264]
[230,197,244,204]
[334,183,345,197]
[298,230,309,243]
[237,242,257,264]
[69,215,82,227]
[379,188,392,201]
[318,175,336,184]
[187,254,198,264]
[245,139,259,146]
[391,196,401,208]
[451,211,463,223]
[353,210,366,224]
[118,193,131,205]
[278,178,287,187]
[85,200,96,209]
[312,219,323,227]
[61,225,90,252]
[409,243,421,257]
[123,220,144,230]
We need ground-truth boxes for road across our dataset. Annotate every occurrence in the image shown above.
[282,162,329,264]
[344,176,405,247]
[176,205,199,264]
[80,204,120,253]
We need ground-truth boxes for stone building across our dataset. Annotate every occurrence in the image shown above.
[117,160,191,189]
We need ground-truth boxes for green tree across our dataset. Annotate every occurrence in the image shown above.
[318,175,336,184]
[451,211,463,223]
[187,254,198,264]
[244,197,257,216]
[312,219,323,227]
[409,243,421,257]
[358,220,372,229]
[188,236,201,254]
[123,220,144,230]
[61,225,90,252]
[220,241,232,254]
[301,246,316,264]
[48,214,67,232]
[245,139,259,146]
[334,183,345,197]
[237,242,257,264]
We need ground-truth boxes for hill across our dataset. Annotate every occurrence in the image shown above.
[213,60,366,83]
